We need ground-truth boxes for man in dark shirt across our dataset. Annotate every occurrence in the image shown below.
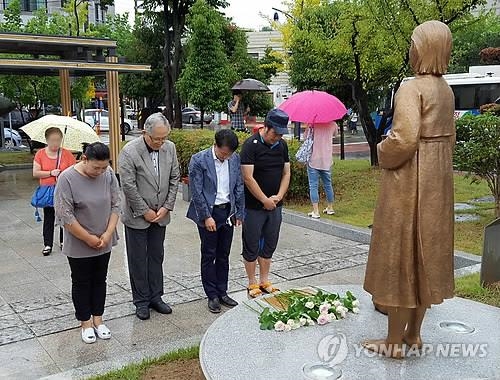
[239,108,291,298]
[228,90,249,131]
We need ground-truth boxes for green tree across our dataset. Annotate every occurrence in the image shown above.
[455,114,500,217]
[284,0,489,165]
[0,0,22,32]
[448,13,500,73]
[221,26,281,116]
[177,0,234,128]
[142,0,228,128]
[119,11,165,107]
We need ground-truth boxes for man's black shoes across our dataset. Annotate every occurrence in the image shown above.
[208,298,221,313]
[219,295,238,307]
[150,300,173,314]
[136,307,150,320]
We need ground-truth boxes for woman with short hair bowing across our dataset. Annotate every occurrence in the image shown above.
[54,142,120,344]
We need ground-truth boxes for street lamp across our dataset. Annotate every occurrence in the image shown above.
[272,7,297,22]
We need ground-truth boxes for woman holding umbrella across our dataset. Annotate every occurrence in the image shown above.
[304,122,339,219]
[32,127,76,256]
[278,90,347,219]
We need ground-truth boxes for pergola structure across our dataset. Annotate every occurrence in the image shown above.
[0,32,151,170]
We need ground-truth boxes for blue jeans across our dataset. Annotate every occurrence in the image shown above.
[307,165,334,204]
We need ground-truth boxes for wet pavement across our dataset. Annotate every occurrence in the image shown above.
[0,168,372,379]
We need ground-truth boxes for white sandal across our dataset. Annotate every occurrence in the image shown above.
[94,324,111,340]
[307,212,320,219]
[322,208,335,215]
[81,327,96,344]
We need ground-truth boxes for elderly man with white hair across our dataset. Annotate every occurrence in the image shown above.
[119,112,180,320]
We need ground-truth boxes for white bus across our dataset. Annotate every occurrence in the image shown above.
[444,72,500,118]
[377,71,500,133]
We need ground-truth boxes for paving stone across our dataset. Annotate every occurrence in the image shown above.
[272,265,324,280]
[310,258,358,272]
[9,294,71,314]
[270,258,306,271]
[105,291,132,307]
[0,303,14,317]
[167,289,201,305]
[346,252,369,265]
[19,303,74,324]
[0,313,24,330]
[30,314,78,337]
[0,325,35,346]
[104,302,135,320]
[167,274,202,289]
[163,280,188,294]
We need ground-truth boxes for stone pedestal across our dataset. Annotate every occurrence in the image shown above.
[200,285,500,380]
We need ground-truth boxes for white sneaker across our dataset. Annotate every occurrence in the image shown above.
[323,208,336,215]
[307,212,320,219]
[81,327,96,344]
[94,324,111,340]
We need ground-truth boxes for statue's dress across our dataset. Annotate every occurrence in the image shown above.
[364,75,456,308]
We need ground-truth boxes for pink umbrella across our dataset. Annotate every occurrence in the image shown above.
[278,90,348,124]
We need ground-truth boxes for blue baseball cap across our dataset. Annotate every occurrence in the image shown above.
[265,108,289,135]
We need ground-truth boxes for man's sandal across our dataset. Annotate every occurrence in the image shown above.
[247,284,263,298]
[260,282,280,294]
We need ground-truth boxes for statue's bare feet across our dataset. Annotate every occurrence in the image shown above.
[403,334,423,349]
[362,339,404,359]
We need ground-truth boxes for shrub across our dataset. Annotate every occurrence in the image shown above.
[169,129,310,201]
[454,114,500,217]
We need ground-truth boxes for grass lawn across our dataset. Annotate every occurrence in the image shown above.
[286,159,496,255]
[455,273,500,308]
[89,346,202,380]
[0,151,33,165]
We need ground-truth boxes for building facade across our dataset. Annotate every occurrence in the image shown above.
[0,0,115,26]
[246,30,294,107]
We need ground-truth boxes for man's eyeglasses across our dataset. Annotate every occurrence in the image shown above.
[148,135,168,143]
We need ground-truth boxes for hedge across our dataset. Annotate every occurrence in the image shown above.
[168,129,309,201]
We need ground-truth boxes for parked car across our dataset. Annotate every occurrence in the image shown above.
[82,109,134,134]
[2,128,23,148]
[181,107,213,124]
[0,109,33,132]
[122,105,137,120]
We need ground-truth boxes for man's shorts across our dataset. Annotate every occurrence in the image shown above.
[242,207,282,262]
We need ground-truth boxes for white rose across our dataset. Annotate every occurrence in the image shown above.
[353,307,360,314]
[328,313,337,320]
[292,321,301,330]
[299,318,307,326]
[333,300,342,307]
[274,321,286,331]
[305,301,315,309]
[284,324,292,332]
[352,299,360,307]
[307,319,315,326]
[287,319,295,326]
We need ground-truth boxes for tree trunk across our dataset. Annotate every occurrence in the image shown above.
[496,194,500,218]
[74,0,80,37]
[349,19,382,167]
[351,82,382,166]
[162,1,174,124]
[171,4,184,129]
